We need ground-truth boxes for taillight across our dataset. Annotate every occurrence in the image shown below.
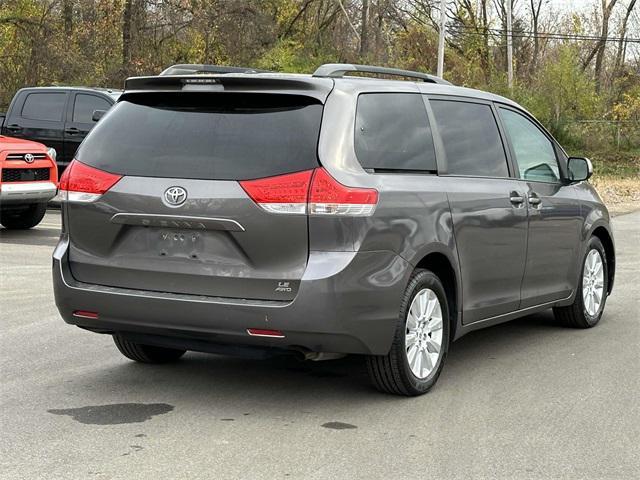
[240,169,313,215]
[240,168,378,216]
[59,160,122,203]
[308,168,378,216]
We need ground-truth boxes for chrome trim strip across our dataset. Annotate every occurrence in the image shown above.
[109,213,245,232]
[6,153,47,160]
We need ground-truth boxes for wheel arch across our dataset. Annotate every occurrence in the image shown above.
[414,251,460,341]
[591,225,615,294]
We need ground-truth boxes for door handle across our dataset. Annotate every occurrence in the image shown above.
[509,191,525,206]
[65,127,79,135]
[528,193,542,207]
[6,124,22,132]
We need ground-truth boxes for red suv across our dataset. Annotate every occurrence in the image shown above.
[0,135,58,229]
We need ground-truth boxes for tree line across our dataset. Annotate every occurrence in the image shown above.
[1,0,638,150]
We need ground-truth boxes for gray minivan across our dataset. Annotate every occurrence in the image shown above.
[53,64,615,396]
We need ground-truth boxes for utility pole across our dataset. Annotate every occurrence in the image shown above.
[506,0,513,88]
[437,0,446,78]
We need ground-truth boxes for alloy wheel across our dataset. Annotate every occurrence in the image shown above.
[405,288,444,379]
[582,249,605,317]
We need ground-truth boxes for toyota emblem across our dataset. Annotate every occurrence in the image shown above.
[24,153,35,164]
[164,186,187,207]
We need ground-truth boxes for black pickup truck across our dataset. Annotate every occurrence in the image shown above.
[0,87,121,171]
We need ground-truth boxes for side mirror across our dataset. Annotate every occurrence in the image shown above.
[92,109,107,122]
[567,157,593,182]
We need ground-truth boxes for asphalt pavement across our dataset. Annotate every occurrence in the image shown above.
[1,210,639,480]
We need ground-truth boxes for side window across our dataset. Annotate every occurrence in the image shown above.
[430,100,509,177]
[73,94,112,123]
[499,107,560,183]
[20,92,67,121]
[355,93,437,172]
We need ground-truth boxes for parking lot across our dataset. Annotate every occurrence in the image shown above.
[1,209,638,479]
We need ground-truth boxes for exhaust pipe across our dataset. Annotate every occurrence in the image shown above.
[290,347,346,362]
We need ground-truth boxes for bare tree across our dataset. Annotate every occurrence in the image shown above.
[123,0,133,71]
[582,0,619,91]
[63,0,73,37]
[360,0,370,57]
[529,0,544,75]
[615,0,637,72]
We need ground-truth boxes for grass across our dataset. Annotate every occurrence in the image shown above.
[574,149,639,213]
[585,149,639,179]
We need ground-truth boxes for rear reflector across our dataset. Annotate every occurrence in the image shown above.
[247,328,285,338]
[240,167,377,216]
[59,160,123,203]
[72,310,99,319]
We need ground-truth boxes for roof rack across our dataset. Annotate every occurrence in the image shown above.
[312,63,451,85]
[160,64,270,76]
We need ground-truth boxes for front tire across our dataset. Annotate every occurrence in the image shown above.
[0,202,47,229]
[367,269,450,396]
[113,335,186,363]
[553,236,608,328]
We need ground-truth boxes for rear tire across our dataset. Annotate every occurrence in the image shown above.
[113,335,186,363]
[366,269,451,396]
[0,202,47,229]
[553,236,608,329]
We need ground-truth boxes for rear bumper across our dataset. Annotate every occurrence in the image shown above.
[53,236,411,355]
[0,182,57,203]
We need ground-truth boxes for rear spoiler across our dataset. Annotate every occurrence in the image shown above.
[123,75,334,102]
[160,64,272,76]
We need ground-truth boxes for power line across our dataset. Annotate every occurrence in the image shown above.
[447,26,640,44]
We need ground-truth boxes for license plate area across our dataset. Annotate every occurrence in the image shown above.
[158,230,204,259]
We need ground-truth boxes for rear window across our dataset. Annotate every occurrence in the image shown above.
[355,93,437,172]
[21,92,67,121]
[75,93,322,180]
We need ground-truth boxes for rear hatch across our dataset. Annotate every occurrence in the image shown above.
[63,91,324,301]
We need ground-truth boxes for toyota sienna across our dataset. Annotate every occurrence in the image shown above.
[53,64,615,396]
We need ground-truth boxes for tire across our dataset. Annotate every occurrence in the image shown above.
[553,236,608,329]
[367,269,451,396]
[0,202,47,229]
[113,335,186,363]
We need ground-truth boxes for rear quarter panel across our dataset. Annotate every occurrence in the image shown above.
[313,81,462,329]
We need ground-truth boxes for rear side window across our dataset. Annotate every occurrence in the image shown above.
[21,92,67,121]
[73,94,112,123]
[355,93,437,172]
[430,100,508,177]
[76,93,322,180]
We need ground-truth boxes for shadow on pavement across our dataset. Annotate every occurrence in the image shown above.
[0,227,60,247]
[62,309,569,415]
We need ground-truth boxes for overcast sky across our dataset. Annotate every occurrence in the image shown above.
[548,0,612,10]
[546,0,639,36]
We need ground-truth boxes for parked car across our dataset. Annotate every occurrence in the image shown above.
[1,86,120,172]
[0,135,58,229]
[52,64,615,396]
